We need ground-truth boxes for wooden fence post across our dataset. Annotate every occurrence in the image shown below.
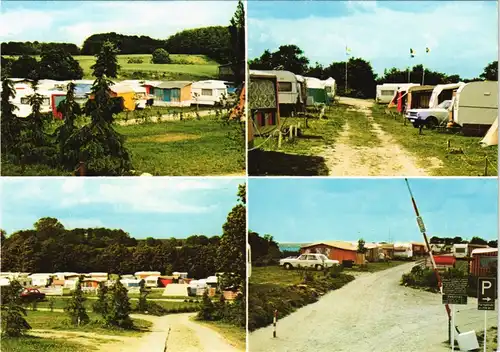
[484,157,488,176]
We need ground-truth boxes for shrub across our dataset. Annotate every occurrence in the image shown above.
[127,57,143,64]
[151,49,171,64]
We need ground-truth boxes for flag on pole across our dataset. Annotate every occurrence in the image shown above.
[410,48,415,58]
[426,47,430,53]
[346,46,351,56]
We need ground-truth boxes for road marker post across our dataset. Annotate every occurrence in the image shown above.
[477,277,496,352]
[273,310,278,338]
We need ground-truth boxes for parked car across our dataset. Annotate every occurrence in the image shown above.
[405,99,452,128]
[20,288,45,302]
[279,253,339,270]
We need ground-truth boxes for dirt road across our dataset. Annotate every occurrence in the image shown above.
[323,97,438,176]
[31,312,240,352]
[249,263,497,352]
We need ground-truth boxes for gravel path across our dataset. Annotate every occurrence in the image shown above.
[249,262,497,352]
[29,311,239,352]
[323,97,439,176]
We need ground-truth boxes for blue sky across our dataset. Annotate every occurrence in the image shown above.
[248,1,498,78]
[248,178,499,243]
[0,1,237,46]
[1,178,244,239]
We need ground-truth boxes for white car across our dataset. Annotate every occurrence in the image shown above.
[279,253,340,270]
[406,100,452,128]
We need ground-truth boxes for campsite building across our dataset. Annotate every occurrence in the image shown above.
[470,248,497,277]
[152,81,192,107]
[300,241,363,264]
[191,80,228,106]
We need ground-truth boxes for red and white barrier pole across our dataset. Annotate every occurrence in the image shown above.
[273,310,278,338]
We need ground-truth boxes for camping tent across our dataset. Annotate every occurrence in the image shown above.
[480,116,498,147]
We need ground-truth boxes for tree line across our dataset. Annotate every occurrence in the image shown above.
[429,235,497,247]
[1,184,246,283]
[249,44,498,99]
[1,0,246,67]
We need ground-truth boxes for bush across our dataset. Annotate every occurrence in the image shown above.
[151,48,171,64]
[401,267,438,290]
[127,57,143,64]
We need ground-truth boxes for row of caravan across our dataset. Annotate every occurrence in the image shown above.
[248,70,336,141]
[376,81,498,137]
[3,78,234,118]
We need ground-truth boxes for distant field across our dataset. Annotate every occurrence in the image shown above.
[7,54,219,81]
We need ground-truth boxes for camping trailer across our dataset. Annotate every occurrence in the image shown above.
[110,84,136,111]
[452,244,468,258]
[248,70,280,146]
[323,77,336,104]
[376,84,402,104]
[393,243,413,258]
[153,81,192,107]
[304,77,327,105]
[144,276,159,288]
[255,70,299,116]
[388,84,420,113]
[191,80,228,106]
[429,83,465,108]
[451,81,498,136]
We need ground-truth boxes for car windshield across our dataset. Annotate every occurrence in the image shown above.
[438,100,452,109]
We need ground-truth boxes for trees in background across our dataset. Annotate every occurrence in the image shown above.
[480,61,498,81]
[104,279,133,329]
[38,48,83,80]
[1,41,80,55]
[228,0,245,86]
[248,231,281,266]
[249,45,310,75]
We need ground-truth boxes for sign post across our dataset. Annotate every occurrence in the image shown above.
[442,278,468,351]
[477,277,496,352]
[273,310,278,338]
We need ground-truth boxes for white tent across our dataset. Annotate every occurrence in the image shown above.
[480,116,498,147]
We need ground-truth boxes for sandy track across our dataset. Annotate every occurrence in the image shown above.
[324,97,434,176]
[249,263,497,352]
[29,312,239,352]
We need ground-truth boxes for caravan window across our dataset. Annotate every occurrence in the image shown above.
[21,97,29,104]
[381,90,394,96]
[278,82,292,92]
[455,248,466,253]
[201,89,212,96]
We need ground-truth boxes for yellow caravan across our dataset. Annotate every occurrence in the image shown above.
[110,84,136,111]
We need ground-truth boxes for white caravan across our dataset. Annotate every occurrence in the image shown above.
[452,244,468,258]
[452,81,498,134]
[377,83,419,104]
[428,83,465,108]
[191,80,228,106]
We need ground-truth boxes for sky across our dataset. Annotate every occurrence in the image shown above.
[0,1,238,46]
[248,178,499,244]
[248,1,498,78]
[0,177,244,239]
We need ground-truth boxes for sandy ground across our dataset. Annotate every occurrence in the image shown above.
[249,262,497,352]
[29,312,239,352]
[323,97,441,176]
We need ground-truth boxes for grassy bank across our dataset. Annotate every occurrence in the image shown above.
[2,336,91,352]
[248,265,355,331]
[197,320,246,351]
[371,105,498,176]
[24,310,152,336]
[477,326,498,352]
[345,260,408,273]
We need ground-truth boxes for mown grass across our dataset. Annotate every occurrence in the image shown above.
[75,54,218,80]
[196,320,246,351]
[24,310,152,336]
[371,104,498,176]
[116,118,245,175]
[250,265,319,286]
[344,260,408,273]
[2,335,92,352]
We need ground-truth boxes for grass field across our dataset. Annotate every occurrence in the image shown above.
[2,336,92,352]
[24,310,152,336]
[197,320,246,351]
[116,118,245,175]
[7,54,219,81]
[371,104,498,176]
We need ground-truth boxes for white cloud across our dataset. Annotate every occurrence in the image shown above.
[1,1,237,45]
[249,1,497,77]
[58,178,237,214]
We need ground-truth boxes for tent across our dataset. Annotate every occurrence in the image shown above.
[480,116,498,147]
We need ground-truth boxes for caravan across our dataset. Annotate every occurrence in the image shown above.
[451,81,498,136]
[304,77,327,105]
[377,83,419,104]
[191,80,228,106]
